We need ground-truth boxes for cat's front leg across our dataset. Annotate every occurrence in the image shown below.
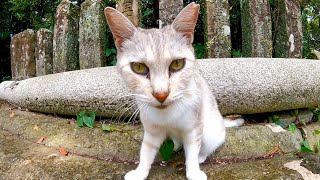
[184,131,207,180]
[125,130,166,180]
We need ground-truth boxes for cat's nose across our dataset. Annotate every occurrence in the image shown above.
[152,91,169,103]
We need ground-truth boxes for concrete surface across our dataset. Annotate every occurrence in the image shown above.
[1,101,320,179]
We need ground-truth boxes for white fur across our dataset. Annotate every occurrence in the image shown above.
[105,4,243,180]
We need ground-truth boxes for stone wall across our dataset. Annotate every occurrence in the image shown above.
[9,1,304,80]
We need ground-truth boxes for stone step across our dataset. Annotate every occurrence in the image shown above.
[1,58,320,117]
[1,101,319,179]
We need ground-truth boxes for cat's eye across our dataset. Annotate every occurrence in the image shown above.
[169,59,185,72]
[130,62,149,75]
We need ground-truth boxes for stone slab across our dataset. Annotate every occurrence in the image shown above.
[202,0,231,58]
[241,0,272,57]
[159,0,183,28]
[53,0,80,73]
[274,0,302,58]
[0,101,303,162]
[1,101,318,179]
[35,28,53,76]
[79,0,107,69]
[1,58,320,117]
[10,29,36,80]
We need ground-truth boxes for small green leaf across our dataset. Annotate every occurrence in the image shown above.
[83,116,94,128]
[289,123,296,133]
[314,129,320,135]
[270,115,283,127]
[300,140,313,153]
[76,115,83,127]
[159,139,174,161]
[317,140,320,152]
[301,119,306,126]
[76,111,85,127]
[89,111,95,120]
[78,111,86,117]
[102,124,118,132]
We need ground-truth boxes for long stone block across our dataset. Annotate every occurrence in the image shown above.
[35,28,53,76]
[79,0,107,69]
[10,29,36,80]
[202,0,231,58]
[1,58,320,117]
[53,0,80,73]
[241,0,272,57]
[274,0,302,58]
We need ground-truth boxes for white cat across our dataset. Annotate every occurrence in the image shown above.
[104,3,243,180]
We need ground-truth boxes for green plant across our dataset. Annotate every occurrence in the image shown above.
[159,138,174,161]
[231,49,242,57]
[106,48,117,66]
[193,43,205,59]
[288,123,296,133]
[300,140,314,153]
[77,111,95,128]
[102,124,119,133]
[270,115,285,128]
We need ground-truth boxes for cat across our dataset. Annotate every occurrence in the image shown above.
[104,3,244,180]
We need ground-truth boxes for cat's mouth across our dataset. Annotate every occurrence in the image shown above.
[155,104,168,109]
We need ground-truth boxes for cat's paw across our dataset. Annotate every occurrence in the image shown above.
[124,170,148,180]
[186,170,207,180]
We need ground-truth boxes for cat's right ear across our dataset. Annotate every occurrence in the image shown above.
[104,7,136,48]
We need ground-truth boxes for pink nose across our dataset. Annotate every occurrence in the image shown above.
[152,92,169,103]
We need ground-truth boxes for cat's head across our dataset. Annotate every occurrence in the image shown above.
[104,3,199,110]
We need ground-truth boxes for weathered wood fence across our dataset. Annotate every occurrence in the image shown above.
[10,0,303,80]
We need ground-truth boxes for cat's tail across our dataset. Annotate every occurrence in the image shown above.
[224,117,244,127]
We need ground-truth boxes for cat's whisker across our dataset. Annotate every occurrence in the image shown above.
[115,101,138,123]
[110,98,137,122]
[126,102,146,124]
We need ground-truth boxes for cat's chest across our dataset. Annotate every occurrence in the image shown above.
[141,104,198,129]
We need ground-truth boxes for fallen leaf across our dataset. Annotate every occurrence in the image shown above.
[33,125,39,131]
[9,112,14,118]
[264,145,280,157]
[59,148,68,156]
[35,136,46,144]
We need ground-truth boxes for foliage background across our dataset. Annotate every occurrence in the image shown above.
[0,0,319,82]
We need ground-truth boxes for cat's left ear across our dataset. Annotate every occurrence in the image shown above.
[172,2,200,44]
[104,7,136,48]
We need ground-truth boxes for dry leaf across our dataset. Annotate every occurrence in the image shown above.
[9,112,15,118]
[33,125,39,131]
[35,136,46,144]
[264,145,280,157]
[59,148,68,156]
